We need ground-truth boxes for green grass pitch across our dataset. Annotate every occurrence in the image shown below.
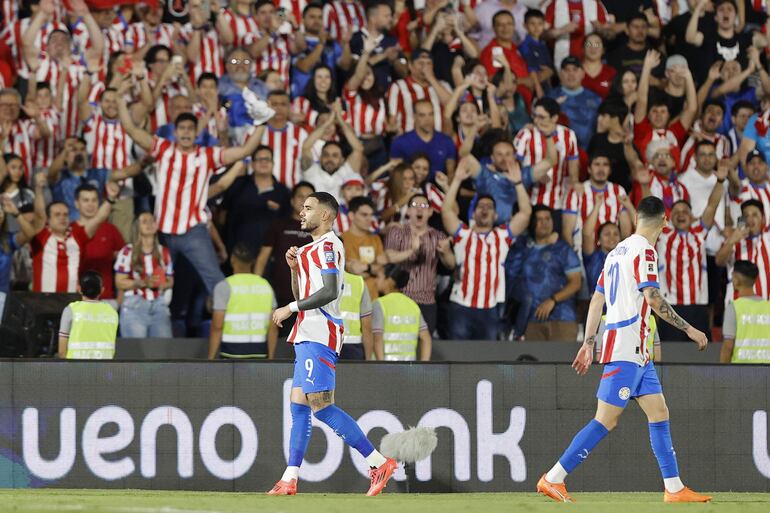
[2,490,770,513]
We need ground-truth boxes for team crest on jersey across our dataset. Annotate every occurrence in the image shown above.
[323,241,335,263]
[618,387,631,400]
[645,249,655,262]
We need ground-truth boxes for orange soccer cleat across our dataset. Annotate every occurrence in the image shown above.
[664,486,712,503]
[537,474,574,503]
[266,478,297,496]
[366,458,398,496]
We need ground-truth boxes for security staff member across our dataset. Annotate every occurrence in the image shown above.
[58,271,119,359]
[372,265,431,361]
[209,244,278,359]
[340,271,374,360]
[722,260,770,363]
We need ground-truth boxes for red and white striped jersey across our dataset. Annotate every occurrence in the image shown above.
[180,24,224,82]
[387,77,443,133]
[513,124,579,209]
[151,136,225,235]
[102,26,126,60]
[261,122,308,188]
[288,231,346,351]
[1,18,67,78]
[125,22,177,52]
[564,181,627,227]
[679,131,730,172]
[192,103,227,141]
[595,234,659,366]
[82,114,135,170]
[3,119,34,181]
[31,224,89,293]
[647,172,690,212]
[425,182,445,214]
[291,96,322,128]
[247,32,292,87]
[733,179,770,227]
[31,108,60,170]
[323,0,366,40]
[147,78,189,132]
[222,8,261,47]
[114,243,174,301]
[450,224,515,309]
[726,231,770,302]
[344,87,386,137]
[657,223,708,306]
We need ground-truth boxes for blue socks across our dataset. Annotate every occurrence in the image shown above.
[288,403,312,467]
[649,420,680,479]
[313,404,375,457]
[558,419,610,473]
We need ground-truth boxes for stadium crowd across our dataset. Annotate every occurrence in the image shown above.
[2,0,770,361]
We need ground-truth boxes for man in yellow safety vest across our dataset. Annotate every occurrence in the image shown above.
[339,271,374,359]
[58,270,119,359]
[372,264,431,361]
[209,244,278,359]
[721,260,770,363]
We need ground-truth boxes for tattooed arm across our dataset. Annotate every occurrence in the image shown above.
[643,287,708,349]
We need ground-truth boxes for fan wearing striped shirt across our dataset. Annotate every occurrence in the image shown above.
[656,164,726,342]
[116,80,271,295]
[441,156,531,340]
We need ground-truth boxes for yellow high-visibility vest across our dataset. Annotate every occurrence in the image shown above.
[732,297,770,363]
[377,292,420,361]
[221,274,274,358]
[340,272,365,345]
[66,301,118,359]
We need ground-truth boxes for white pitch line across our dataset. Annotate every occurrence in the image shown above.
[20,504,242,513]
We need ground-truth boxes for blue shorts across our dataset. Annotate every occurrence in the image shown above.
[596,361,662,408]
[292,342,338,393]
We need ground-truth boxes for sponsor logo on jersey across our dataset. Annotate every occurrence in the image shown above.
[645,249,656,262]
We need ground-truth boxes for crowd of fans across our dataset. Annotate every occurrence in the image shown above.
[4,0,770,349]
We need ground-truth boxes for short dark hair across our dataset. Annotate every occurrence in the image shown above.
[302,2,323,16]
[533,97,560,117]
[79,270,103,299]
[637,196,666,222]
[407,192,429,207]
[476,193,496,208]
[741,198,765,216]
[45,201,68,218]
[254,0,274,11]
[144,44,171,67]
[598,221,619,238]
[309,191,339,217]
[174,112,198,127]
[413,98,433,114]
[702,98,725,116]
[734,260,759,283]
[36,81,51,92]
[231,243,256,265]
[627,12,648,26]
[292,181,315,198]
[671,199,692,211]
[100,87,118,102]
[197,72,218,87]
[589,152,611,165]
[731,99,756,117]
[695,139,716,153]
[524,9,545,22]
[648,95,670,111]
[366,0,392,16]
[492,9,514,26]
[75,184,99,200]
[252,144,273,159]
[383,264,410,290]
[597,99,628,121]
[715,0,738,11]
[410,152,431,166]
[349,196,374,213]
[322,140,344,154]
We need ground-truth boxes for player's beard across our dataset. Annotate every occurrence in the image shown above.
[301,219,319,232]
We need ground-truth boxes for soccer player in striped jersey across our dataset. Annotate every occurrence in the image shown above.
[537,196,711,504]
[656,164,726,341]
[269,192,397,496]
[441,156,531,340]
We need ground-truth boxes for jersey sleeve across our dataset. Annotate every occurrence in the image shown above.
[371,300,384,333]
[318,240,341,274]
[636,247,660,290]
[59,305,73,337]
[360,288,373,317]
[722,301,737,340]
[113,245,132,274]
[595,269,605,294]
[212,280,231,312]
